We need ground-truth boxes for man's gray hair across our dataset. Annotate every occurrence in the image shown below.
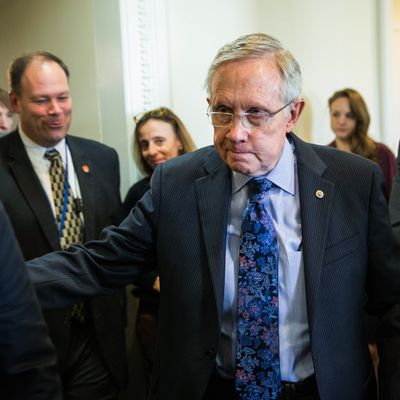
[205,33,302,103]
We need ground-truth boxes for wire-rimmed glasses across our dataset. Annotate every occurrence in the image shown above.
[207,100,293,129]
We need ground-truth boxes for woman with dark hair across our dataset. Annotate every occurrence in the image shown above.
[123,107,195,391]
[328,88,396,200]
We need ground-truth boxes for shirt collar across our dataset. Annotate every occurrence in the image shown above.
[231,137,295,196]
[18,123,67,163]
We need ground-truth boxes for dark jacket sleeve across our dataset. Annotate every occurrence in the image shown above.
[389,141,400,240]
[376,142,397,201]
[0,202,62,400]
[122,177,151,219]
[123,176,158,292]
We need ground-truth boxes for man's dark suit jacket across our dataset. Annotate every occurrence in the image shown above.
[0,130,127,388]
[0,200,61,399]
[29,133,400,400]
[390,141,400,240]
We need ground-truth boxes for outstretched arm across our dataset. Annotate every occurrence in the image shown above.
[28,190,157,310]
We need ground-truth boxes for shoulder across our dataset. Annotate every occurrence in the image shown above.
[67,135,119,169]
[160,146,222,175]
[67,135,118,156]
[291,132,376,169]
[289,133,381,192]
[375,141,396,158]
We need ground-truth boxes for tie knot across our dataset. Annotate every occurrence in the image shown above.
[248,178,272,202]
[45,148,61,162]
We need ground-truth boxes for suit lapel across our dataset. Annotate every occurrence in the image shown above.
[67,137,95,241]
[8,132,60,250]
[290,134,335,328]
[195,138,335,330]
[195,150,231,324]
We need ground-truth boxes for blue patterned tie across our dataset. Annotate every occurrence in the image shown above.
[236,178,281,399]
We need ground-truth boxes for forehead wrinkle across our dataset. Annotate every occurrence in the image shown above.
[210,57,284,110]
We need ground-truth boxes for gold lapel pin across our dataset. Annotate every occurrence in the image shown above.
[315,189,324,199]
[81,164,90,173]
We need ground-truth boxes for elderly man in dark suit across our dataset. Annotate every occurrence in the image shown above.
[0,51,127,399]
[28,34,400,400]
[0,200,61,399]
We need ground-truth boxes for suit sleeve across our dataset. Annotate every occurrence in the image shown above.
[27,186,158,310]
[0,202,62,400]
[365,162,400,399]
[389,141,400,240]
[377,141,400,398]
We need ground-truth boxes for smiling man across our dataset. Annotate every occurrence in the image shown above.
[0,52,127,399]
[28,35,400,400]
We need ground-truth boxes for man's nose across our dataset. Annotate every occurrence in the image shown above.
[226,115,248,142]
[48,100,62,114]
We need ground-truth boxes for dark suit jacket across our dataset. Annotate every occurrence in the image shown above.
[0,130,127,388]
[29,133,400,400]
[0,200,62,399]
[390,141,400,239]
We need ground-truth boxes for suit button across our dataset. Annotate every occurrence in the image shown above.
[204,350,216,360]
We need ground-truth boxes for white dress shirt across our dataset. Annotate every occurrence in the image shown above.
[217,138,314,382]
[18,127,82,219]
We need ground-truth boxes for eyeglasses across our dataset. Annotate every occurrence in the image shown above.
[207,100,293,129]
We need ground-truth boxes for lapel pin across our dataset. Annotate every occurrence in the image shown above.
[315,189,324,199]
[81,164,90,173]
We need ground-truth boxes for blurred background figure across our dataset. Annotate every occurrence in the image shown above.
[0,200,62,400]
[0,88,14,135]
[328,88,396,200]
[123,107,196,394]
[328,87,396,382]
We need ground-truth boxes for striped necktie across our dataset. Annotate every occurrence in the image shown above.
[45,148,85,322]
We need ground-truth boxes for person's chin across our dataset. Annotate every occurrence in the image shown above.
[44,128,67,144]
[335,131,350,139]
[228,159,253,175]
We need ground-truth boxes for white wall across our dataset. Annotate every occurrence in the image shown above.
[0,0,102,139]
[256,0,380,146]
[166,0,388,150]
[166,0,262,149]
[379,0,400,153]
[0,0,133,194]
[0,0,395,197]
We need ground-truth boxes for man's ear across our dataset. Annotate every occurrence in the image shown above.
[286,98,305,133]
[206,97,211,106]
[9,92,19,113]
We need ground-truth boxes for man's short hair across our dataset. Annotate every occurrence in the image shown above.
[8,51,70,98]
[205,33,302,104]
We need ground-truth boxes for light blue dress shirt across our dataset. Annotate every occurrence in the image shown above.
[217,138,314,382]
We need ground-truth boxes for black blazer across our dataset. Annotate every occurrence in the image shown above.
[0,200,62,399]
[390,141,400,240]
[0,130,127,388]
[29,133,400,400]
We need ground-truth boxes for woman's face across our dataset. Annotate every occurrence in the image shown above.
[138,119,182,170]
[0,103,13,133]
[330,96,357,141]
